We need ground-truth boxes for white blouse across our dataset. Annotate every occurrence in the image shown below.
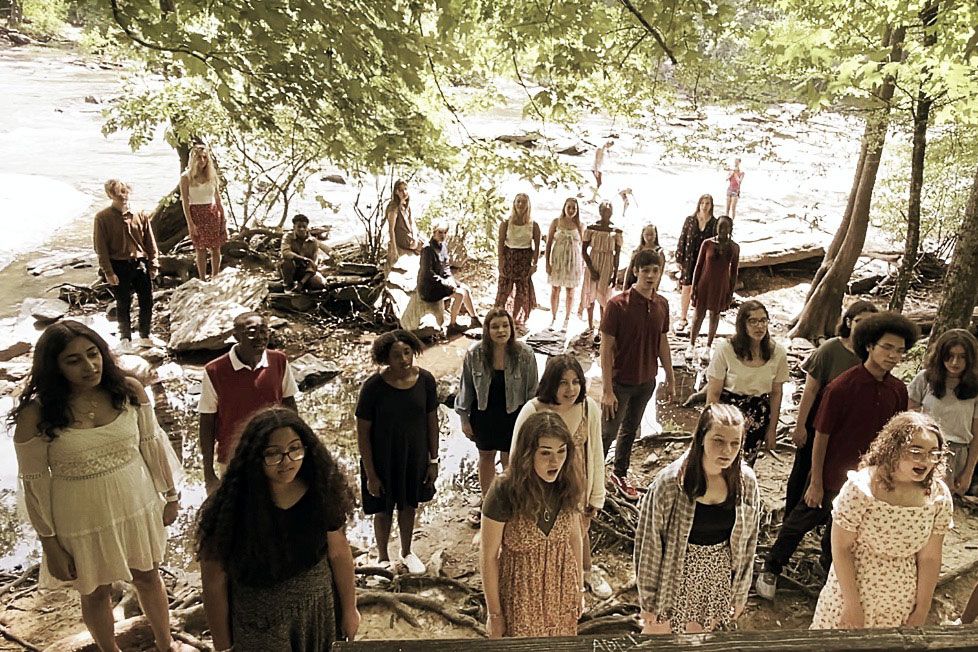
[707,338,790,396]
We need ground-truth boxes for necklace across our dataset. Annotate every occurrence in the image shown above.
[542,496,557,523]
[73,393,98,423]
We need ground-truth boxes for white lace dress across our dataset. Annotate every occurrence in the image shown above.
[548,227,583,288]
[15,403,180,596]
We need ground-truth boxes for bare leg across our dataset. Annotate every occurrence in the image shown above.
[725,194,732,217]
[460,285,477,318]
[195,249,207,280]
[586,302,595,331]
[396,507,418,557]
[79,585,121,652]
[689,304,707,349]
[550,286,560,326]
[130,566,175,651]
[680,285,692,323]
[374,511,394,562]
[582,515,593,572]
[707,311,722,348]
[564,288,575,326]
[478,450,497,498]
[499,452,510,471]
[449,292,464,325]
[729,195,739,220]
[962,582,978,623]
[210,248,221,278]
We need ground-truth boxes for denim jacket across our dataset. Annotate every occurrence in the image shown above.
[454,341,538,426]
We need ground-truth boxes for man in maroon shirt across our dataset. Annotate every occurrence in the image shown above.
[600,249,675,500]
[757,312,919,599]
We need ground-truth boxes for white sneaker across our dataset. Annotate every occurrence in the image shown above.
[684,344,695,359]
[116,339,136,354]
[400,552,426,575]
[586,566,613,599]
[756,571,777,600]
[137,335,167,349]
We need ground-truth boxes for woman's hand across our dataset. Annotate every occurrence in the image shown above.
[791,423,808,448]
[341,607,362,640]
[589,267,600,282]
[366,473,383,497]
[461,421,475,441]
[954,470,974,496]
[42,538,77,582]
[162,500,179,526]
[640,611,670,634]
[839,600,865,629]
[764,427,777,451]
[906,606,928,627]
[733,604,745,620]
[425,462,439,485]
[487,613,506,638]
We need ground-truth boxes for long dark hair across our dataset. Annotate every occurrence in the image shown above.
[536,354,586,405]
[924,329,978,400]
[9,320,139,439]
[836,300,879,338]
[495,412,583,521]
[690,194,715,219]
[479,307,518,365]
[731,300,773,362]
[195,408,356,586]
[681,404,745,507]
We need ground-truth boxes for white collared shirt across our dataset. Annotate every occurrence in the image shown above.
[198,346,298,414]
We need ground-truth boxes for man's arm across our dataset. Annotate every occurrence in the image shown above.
[600,332,618,419]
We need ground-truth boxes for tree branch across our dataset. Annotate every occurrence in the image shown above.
[617,0,677,65]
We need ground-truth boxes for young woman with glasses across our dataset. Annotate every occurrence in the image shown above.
[196,408,360,651]
[705,300,789,464]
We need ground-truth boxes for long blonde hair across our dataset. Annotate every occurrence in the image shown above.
[508,193,531,226]
[186,145,218,185]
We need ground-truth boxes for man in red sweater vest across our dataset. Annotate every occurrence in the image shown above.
[198,312,298,494]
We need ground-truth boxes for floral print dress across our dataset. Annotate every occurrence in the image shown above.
[811,467,953,629]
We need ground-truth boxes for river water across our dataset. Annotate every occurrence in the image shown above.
[0,44,868,571]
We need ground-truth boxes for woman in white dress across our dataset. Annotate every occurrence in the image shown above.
[545,198,584,330]
[12,321,187,652]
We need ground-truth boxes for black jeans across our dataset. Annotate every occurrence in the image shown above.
[764,489,836,576]
[110,258,153,339]
[601,380,656,477]
[784,429,814,517]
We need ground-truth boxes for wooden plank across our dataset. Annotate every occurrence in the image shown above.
[336,625,978,651]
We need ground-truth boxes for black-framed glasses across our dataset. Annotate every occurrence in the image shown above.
[904,447,947,464]
[747,317,769,326]
[262,445,306,466]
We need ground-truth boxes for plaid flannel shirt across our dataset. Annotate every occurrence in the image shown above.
[634,455,761,619]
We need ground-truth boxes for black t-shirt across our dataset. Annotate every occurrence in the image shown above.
[482,478,561,536]
[687,500,735,545]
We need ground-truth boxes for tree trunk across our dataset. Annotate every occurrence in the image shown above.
[789,27,905,341]
[889,3,938,313]
[930,163,978,343]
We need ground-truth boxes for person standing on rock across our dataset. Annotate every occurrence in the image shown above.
[545,197,584,331]
[197,408,360,651]
[455,307,538,525]
[688,216,739,358]
[581,200,623,342]
[674,194,717,333]
[418,222,480,336]
[601,249,674,501]
[356,330,439,574]
[93,178,162,354]
[494,193,540,329]
[705,300,788,466]
[756,312,918,601]
[481,411,584,638]
[725,158,745,220]
[179,144,228,281]
[635,404,760,634]
[199,312,299,495]
[12,321,189,652]
[280,214,326,292]
[385,179,423,270]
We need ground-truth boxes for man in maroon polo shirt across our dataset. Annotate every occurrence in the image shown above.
[757,311,919,599]
[600,249,675,500]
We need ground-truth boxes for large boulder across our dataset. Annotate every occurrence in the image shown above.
[22,298,70,324]
[290,353,341,391]
[167,267,268,352]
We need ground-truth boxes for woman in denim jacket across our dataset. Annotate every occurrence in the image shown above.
[456,307,538,523]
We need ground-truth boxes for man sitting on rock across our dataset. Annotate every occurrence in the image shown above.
[198,312,299,494]
[93,178,163,353]
[280,214,326,292]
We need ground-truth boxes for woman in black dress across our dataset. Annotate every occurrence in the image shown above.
[356,330,440,574]
[674,194,717,332]
[418,222,480,335]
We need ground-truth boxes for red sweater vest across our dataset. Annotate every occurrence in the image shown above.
[205,349,288,463]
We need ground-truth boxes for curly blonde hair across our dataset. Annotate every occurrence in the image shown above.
[860,411,946,495]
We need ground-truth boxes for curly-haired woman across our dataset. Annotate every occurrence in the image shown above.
[909,328,978,495]
[481,411,584,638]
[811,411,952,630]
[12,321,185,652]
[197,408,359,651]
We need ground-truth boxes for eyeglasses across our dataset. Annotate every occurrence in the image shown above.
[747,318,769,326]
[262,445,306,466]
[873,342,907,356]
[904,447,948,464]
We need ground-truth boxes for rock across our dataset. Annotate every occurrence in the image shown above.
[333,284,383,306]
[496,131,543,147]
[436,373,460,407]
[167,267,268,352]
[267,292,317,313]
[116,354,155,386]
[268,315,288,329]
[847,273,883,295]
[106,301,117,320]
[0,341,30,362]
[739,243,825,269]
[556,142,588,156]
[41,268,66,278]
[6,31,31,46]
[0,362,30,382]
[26,251,96,276]
[428,548,446,577]
[290,353,341,391]
[140,347,168,364]
[23,298,70,323]
[641,452,660,469]
[337,262,380,277]
[158,255,196,281]
[322,173,347,184]
[84,95,101,104]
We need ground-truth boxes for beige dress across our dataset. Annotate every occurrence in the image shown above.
[811,468,953,629]
[15,404,179,595]
[582,227,622,306]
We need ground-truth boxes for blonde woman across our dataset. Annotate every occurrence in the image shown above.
[494,193,540,328]
[179,144,228,281]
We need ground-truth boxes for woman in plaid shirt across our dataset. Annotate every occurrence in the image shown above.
[634,404,761,633]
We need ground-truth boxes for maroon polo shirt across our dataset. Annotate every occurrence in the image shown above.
[600,288,669,385]
[814,363,908,493]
